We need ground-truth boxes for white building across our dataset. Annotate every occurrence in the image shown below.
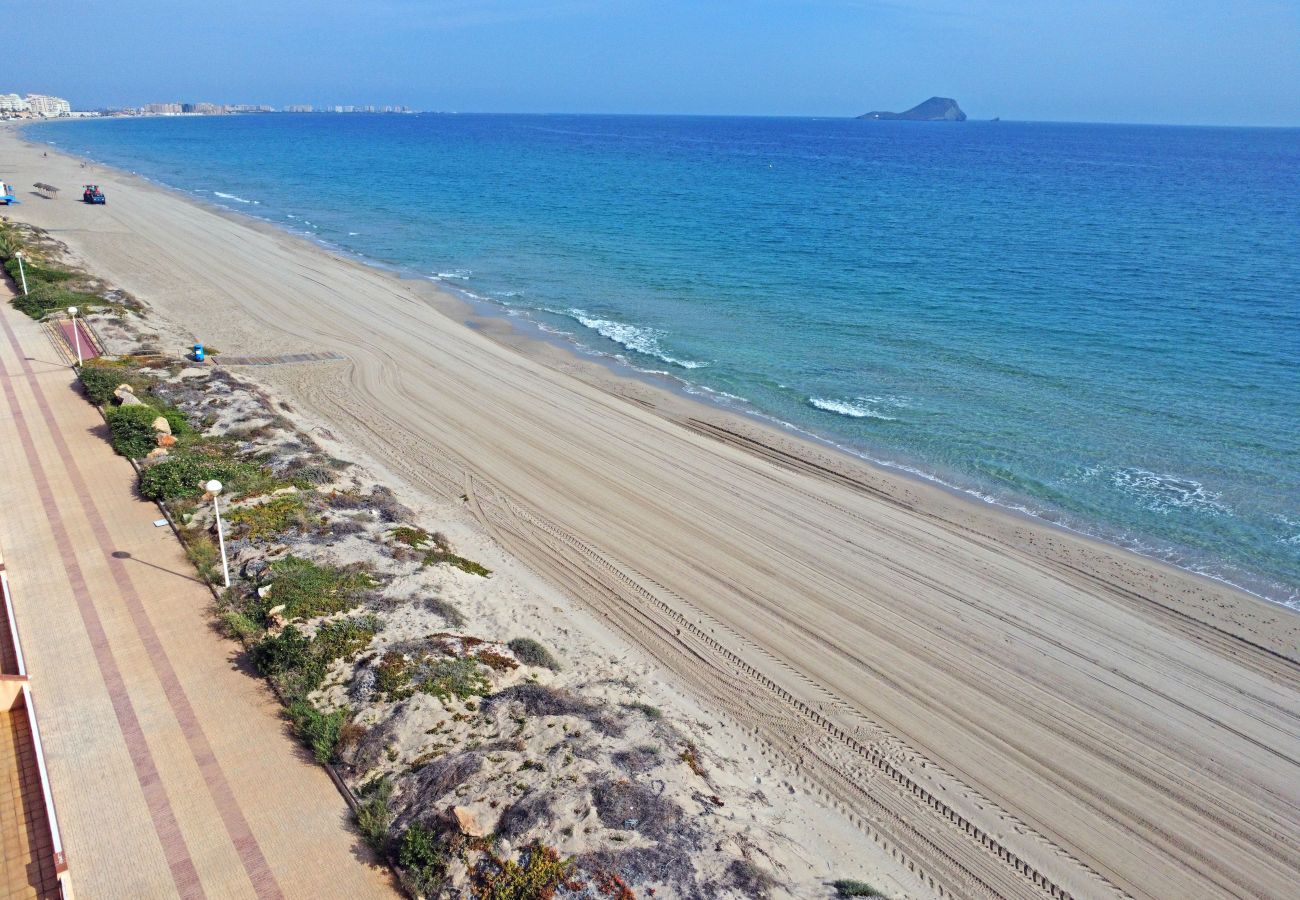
[25,94,71,117]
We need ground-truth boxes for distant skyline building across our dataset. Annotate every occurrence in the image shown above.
[6,93,71,117]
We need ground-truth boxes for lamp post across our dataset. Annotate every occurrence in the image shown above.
[14,251,27,295]
[67,306,82,366]
[206,479,231,589]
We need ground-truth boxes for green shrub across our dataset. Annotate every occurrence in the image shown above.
[312,615,381,664]
[138,453,264,501]
[4,255,74,286]
[832,880,886,898]
[264,555,375,620]
[11,281,101,319]
[179,529,222,584]
[105,403,164,458]
[472,842,571,900]
[155,405,191,436]
[252,626,315,677]
[355,777,394,852]
[389,526,433,549]
[219,610,262,642]
[375,651,488,703]
[398,823,445,895]
[227,493,308,540]
[416,656,490,701]
[375,651,414,701]
[422,549,491,577]
[77,363,129,405]
[288,700,348,763]
[507,638,561,672]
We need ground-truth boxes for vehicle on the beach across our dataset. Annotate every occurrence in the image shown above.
[82,184,105,204]
[0,181,16,205]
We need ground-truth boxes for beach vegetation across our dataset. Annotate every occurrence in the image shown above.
[263,555,375,621]
[389,525,437,549]
[219,609,262,642]
[105,403,166,458]
[179,528,223,585]
[138,452,266,501]
[77,361,134,405]
[679,742,706,777]
[11,281,103,320]
[507,638,561,671]
[398,822,446,895]
[471,841,571,900]
[355,776,395,852]
[728,859,779,898]
[831,879,887,898]
[288,699,349,763]
[253,615,380,701]
[227,492,310,540]
[312,614,382,664]
[475,649,520,672]
[252,625,316,679]
[422,548,492,577]
[375,651,415,701]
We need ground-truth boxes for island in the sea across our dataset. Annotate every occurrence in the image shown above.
[858,96,966,121]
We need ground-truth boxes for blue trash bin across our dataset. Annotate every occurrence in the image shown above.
[194,343,205,362]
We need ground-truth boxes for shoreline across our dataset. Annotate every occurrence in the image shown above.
[4,121,1299,899]
[22,118,1295,611]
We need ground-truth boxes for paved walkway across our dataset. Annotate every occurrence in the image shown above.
[0,289,398,898]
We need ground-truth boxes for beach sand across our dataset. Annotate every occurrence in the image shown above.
[3,124,1298,899]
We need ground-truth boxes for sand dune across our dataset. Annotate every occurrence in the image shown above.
[4,125,1298,899]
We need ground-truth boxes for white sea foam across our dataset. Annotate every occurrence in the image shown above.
[808,396,900,420]
[1109,468,1229,517]
[567,309,709,370]
[213,191,258,205]
[348,231,361,236]
[435,270,472,280]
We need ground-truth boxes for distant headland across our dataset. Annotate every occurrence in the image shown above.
[858,97,966,121]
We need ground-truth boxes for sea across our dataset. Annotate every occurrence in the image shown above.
[27,114,1300,607]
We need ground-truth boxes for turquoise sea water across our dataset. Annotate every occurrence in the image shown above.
[28,115,1300,605]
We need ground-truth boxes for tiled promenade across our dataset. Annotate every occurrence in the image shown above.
[0,289,398,898]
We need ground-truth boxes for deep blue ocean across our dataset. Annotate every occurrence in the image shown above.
[28,114,1300,606]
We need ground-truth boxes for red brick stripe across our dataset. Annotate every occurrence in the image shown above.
[0,330,206,898]
[0,311,286,899]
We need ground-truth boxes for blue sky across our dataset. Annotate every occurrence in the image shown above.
[4,1,1298,124]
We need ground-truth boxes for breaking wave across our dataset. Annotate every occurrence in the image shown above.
[567,309,709,369]
[1109,468,1229,517]
[213,191,258,204]
[808,396,904,420]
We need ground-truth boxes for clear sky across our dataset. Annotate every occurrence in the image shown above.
[5,0,1298,125]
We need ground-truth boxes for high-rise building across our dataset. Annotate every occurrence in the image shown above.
[24,94,71,117]
[0,93,30,113]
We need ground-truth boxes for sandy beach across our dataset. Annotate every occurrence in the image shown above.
[3,123,1299,899]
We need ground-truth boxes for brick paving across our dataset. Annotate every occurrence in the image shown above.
[0,289,398,899]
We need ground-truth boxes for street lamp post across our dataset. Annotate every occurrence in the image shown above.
[14,251,28,295]
[206,479,231,589]
[67,306,82,366]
